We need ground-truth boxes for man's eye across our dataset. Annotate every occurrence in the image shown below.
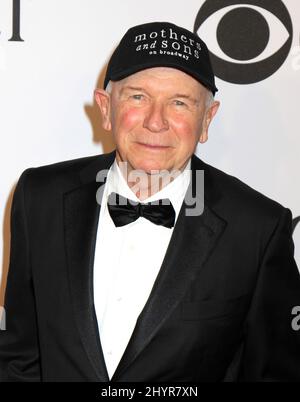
[174,100,186,106]
[131,94,144,100]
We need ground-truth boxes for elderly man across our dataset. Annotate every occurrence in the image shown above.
[0,22,299,382]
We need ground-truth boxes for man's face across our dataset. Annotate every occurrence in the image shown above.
[95,67,219,174]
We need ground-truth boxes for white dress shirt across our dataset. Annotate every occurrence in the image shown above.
[93,158,191,379]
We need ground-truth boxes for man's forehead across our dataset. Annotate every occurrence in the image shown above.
[112,67,206,93]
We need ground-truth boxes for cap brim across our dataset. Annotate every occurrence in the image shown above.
[106,61,218,95]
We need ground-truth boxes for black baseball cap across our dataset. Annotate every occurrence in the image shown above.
[103,21,218,95]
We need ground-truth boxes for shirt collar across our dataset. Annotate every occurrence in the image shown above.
[105,158,191,220]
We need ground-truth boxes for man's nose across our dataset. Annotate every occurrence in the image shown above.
[143,102,169,132]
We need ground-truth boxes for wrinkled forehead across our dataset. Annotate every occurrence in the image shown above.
[110,66,208,96]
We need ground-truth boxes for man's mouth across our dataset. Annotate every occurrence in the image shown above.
[136,142,171,149]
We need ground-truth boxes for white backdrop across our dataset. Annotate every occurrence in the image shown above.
[1,0,299,304]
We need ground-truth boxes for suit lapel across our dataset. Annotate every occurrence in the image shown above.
[63,151,115,381]
[111,154,227,380]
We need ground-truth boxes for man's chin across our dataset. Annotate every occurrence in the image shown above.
[132,162,172,175]
[116,153,176,174]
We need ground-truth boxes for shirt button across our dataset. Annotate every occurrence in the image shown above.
[116,296,122,302]
[108,350,112,355]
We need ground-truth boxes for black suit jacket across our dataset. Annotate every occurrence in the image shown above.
[0,151,299,382]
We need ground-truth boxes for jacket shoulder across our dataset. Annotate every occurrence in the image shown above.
[25,152,111,177]
[202,159,287,221]
[18,151,115,193]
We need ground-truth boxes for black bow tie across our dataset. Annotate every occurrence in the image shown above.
[107,192,176,228]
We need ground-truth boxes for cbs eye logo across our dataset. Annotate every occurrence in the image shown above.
[194,0,293,85]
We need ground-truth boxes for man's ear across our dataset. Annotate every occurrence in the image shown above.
[199,100,220,144]
[94,89,112,131]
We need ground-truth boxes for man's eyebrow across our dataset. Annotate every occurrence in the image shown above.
[172,94,200,104]
[119,87,200,104]
[120,86,147,94]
